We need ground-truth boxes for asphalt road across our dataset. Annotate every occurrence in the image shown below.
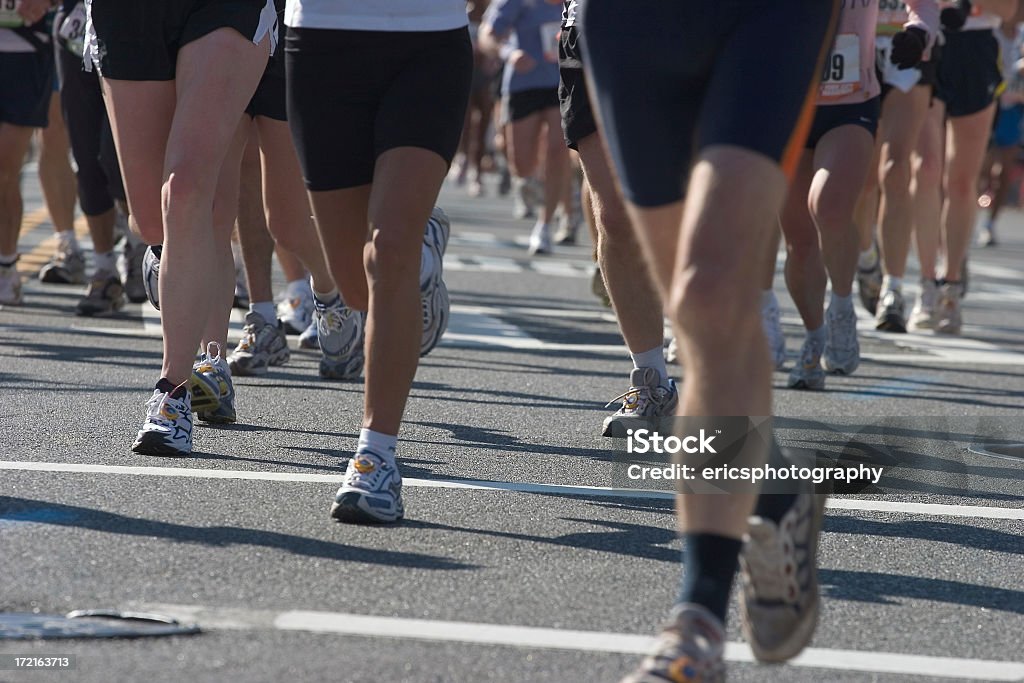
[1,170,1023,683]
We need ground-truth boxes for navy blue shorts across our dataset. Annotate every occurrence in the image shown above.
[805,97,881,149]
[0,50,54,128]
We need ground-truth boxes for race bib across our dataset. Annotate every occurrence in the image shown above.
[540,21,559,63]
[877,0,909,37]
[820,34,861,99]
[0,0,22,29]
[58,2,87,57]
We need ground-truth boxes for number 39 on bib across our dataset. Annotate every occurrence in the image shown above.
[820,34,861,99]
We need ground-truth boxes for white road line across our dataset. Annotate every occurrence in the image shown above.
[2,461,1022,520]
[135,603,1024,681]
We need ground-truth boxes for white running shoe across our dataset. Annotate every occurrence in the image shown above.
[298,319,319,349]
[0,263,23,305]
[761,294,787,370]
[228,312,290,376]
[822,304,859,375]
[528,221,552,256]
[39,238,86,285]
[142,245,161,310]
[602,367,679,437]
[787,336,825,390]
[132,383,193,456]
[935,282,964,335]
[330,450,404,524]
[277,280,314,335]
[421,206,451,357]
[316,296,365,380]
[513,177,538,220]
[908,279,939,332]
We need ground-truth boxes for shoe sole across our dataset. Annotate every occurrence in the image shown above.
[330,493,403,524]
[875,315,906,333]
[197,410,236,425]
[131,432,190,456]
[788,377,825,390]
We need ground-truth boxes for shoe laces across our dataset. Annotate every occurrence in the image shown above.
[744,504,808,605]
[345,451,394,491]
[826,308,857,352]
[316,300,348,334]
[146,386,188,426]
[196,342,224,373]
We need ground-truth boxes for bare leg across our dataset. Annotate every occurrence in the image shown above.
[0,124,35,256]
[237,121,275,305]
[912,99,945,282]
[943,104,995,282]
[38,92,77,234]
[781,152,824,331]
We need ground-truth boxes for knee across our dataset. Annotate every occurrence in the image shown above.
[945,169,976,201]
[808,189,850,234]
[162,168,214,217]
[881,154,912,191]
[363,223,419,284]
[668,265,756,342]
[913,153,942,188]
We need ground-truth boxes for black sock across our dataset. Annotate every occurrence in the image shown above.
[678,533,742,622]
[156,378,186,399]
[753,439,797,522]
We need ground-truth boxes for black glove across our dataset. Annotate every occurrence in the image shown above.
[890,26,927,69]
[941,0,972,31]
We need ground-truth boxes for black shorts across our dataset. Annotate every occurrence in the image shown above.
[558,25,596,151]
[85,0,278,81]
[507,86,559,123]
[879,59,939,100]
[285,26,473,192]
[937,29,1001,118]
[581,0,839,208]
[0,49,53,128]
[246,4,286,121]
[805,97,881,149]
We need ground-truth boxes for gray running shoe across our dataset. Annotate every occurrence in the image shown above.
[908,279,939,331]
[75,269,126,317]
[316,296,365,380]
[935,281,964,335]
[739,491,827,663]
[603,367,679,437]
[874,287,906,333]
[822,304,859,375]
[856,256,882,316]
[761,294,787,370]
[119,237,148,304]
[421,207,451,357]
[228,311,290,376]
[330,450,404,524]
[619,604,726,683]
[39,240,86,284]
[787,336,825,390]
[193,342,236,424]
[0,263,24,305]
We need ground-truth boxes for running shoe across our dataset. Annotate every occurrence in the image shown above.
[142,244,162,310]
[739,490,827,663]
[977,226,997,247]
[822,304,859,375]
[874,288,906,333]
[39,239,86,285]
[856,255,882,316]
[317,296,365,380]
[761,294,787,371]
[665,336,679,365]
[330,449,404,524]
[908,278,938,331]
[191,342,236,423]
[131,383,193,456]
[935,281,964,335]
[603,367,679,437]
[0,263,23,305]
[498,167,512,197]
[553,210,581,245]
[467,178,484,198]
[619,604,726,683]
[513,177,537,220]
[787,336,825,390]
[75,270,126,317]
[228,312,290,376]
[298,319,319,349]
[421,207,451,357]
[528,221,553,256]
[277,281,314,335]
[119,238,148,304]
[591,267,611,308]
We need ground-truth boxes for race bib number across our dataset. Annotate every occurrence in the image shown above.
[820,34,861,99]
[0,0,22,29]
[58,2,87,57]
[877,0,909,36]
[540,21,560,63]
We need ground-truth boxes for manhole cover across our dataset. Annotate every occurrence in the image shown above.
[967,444,1024,463]
[0,610,200,640]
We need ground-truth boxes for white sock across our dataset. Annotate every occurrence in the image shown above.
[857,243,878,270]
[420,243,434,288]
[807,325,827,348]
[830,292,854,315]
[882,275,902,293]
[358,428,397,461]
[631,346,670,389]
[250,301,277,324]
[57,230,79,251]
[760,289,778,311]
[312,285,339,306]
[93,251,116,274]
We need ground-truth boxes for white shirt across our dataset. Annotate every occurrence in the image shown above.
[285,0,468,31]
